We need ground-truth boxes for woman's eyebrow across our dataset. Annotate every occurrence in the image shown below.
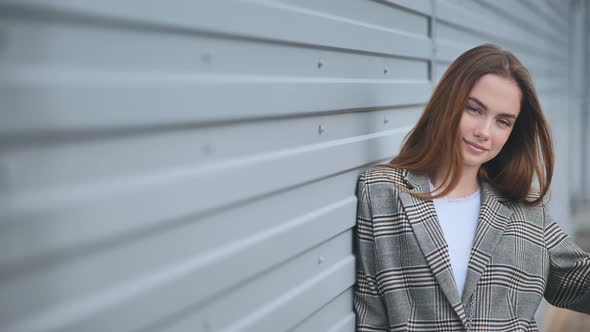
[467,96,518,119]
[499,113,517,119]
[467,97,487,110]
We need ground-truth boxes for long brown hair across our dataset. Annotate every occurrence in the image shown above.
[382,44,553,206]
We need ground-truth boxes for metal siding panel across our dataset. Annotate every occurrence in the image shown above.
[476,0,565,46]
[0,195,356,328]
[545,0,569,21]
[0,128,408,257]
[0,107,422,194]
[0,1,425,329]
[0,1,432,58]
[288,288,354,332]
[436,1,566,62]
[325,314,356,332]
[0,107,421,268]
[567,1,587,198]
[272,0,430,36]
[524,0,569,33]
[379,0,433,16]
[585,0,590,201]
[0,18,429,79]
[2,77,431,133]
[152,231,355,332]
[0,15,430,134]
[542,96,573,236]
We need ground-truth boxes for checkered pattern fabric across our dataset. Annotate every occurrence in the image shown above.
[354,165,590,331]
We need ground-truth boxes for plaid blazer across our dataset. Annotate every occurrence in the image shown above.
[354,165,590,332]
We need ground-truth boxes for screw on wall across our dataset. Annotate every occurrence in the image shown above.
[384,67,389,75]
[318,256,325,264]
[384,116,389,125]
[318,124,326,136]
[202,143,212,154]
[201,53,212,64]
[317,59,324,69]
[202,319,211,331]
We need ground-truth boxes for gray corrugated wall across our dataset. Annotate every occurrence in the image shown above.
[569,0,586,204]
[0,1,583,331]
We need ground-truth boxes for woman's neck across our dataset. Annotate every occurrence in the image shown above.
[430,166,480,199]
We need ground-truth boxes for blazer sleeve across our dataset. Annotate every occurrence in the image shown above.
[353,172,390,331]
[543,203,590,313]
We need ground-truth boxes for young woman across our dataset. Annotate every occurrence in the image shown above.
[354,44,590,332]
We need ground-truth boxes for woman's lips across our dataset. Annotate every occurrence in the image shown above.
[463,139,489,152]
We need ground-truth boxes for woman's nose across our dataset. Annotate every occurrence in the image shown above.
[474,121,491,141]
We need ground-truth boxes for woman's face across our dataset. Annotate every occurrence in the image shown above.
[459,74,521,170]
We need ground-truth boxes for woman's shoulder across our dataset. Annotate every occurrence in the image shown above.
[357,165,410,216]
[358,165,413,199]
[359,164,408,185]
[499,189,549,226]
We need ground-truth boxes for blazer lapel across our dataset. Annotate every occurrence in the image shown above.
[461,181,513,307]
[398,170,467,324]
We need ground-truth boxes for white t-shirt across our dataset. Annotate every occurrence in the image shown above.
[428,179,480,297]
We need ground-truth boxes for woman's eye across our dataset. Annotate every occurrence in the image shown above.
[498,119,511,127]
[466,106,480,113]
